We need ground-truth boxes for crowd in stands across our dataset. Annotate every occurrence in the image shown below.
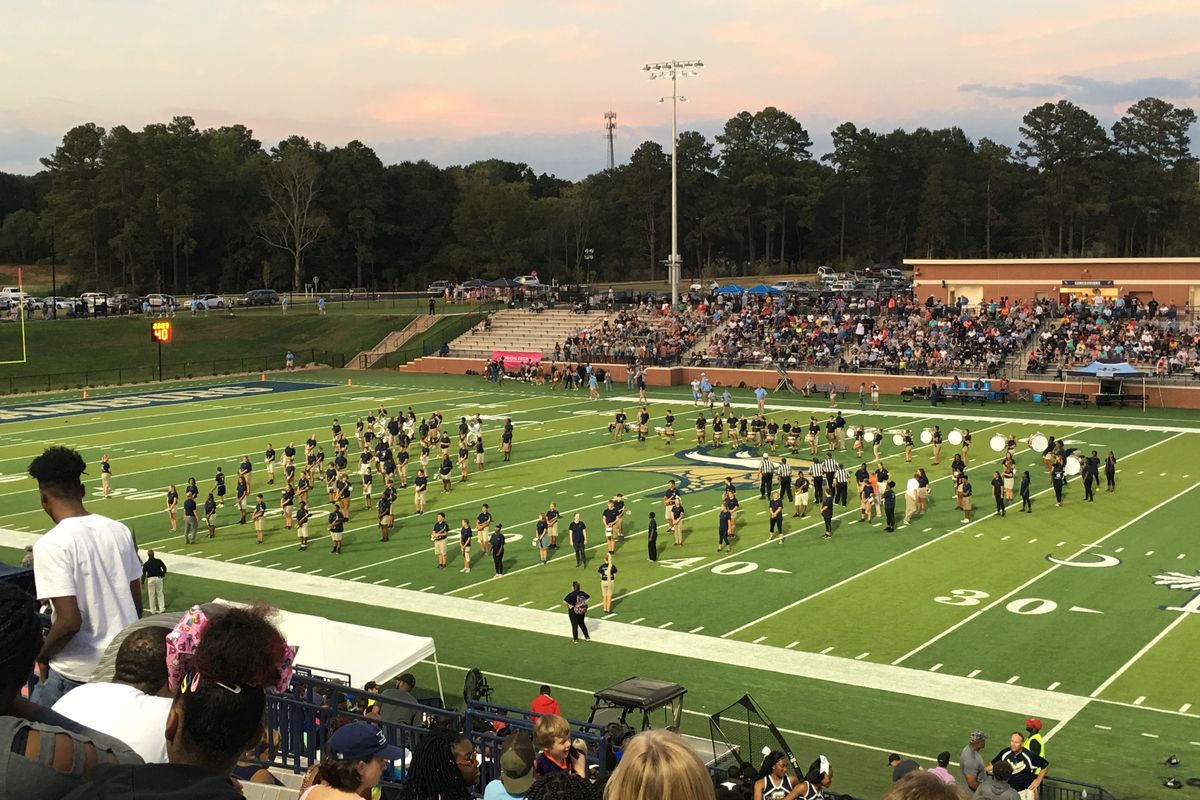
[689,292,1048,377]
[1026,295,1200,377]
[556,307,713,367]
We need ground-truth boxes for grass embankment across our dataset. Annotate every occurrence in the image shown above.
[0,307,414,390]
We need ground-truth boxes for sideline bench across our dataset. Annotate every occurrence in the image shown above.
[1095,393,1145,408]
[1042,391,1090,407]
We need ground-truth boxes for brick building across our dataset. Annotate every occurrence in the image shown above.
[904,257,1200,310]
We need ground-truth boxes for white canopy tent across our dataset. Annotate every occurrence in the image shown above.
[214,599,445,702]
[93,599,444,704]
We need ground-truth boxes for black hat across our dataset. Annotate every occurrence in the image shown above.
[892,759,920,782]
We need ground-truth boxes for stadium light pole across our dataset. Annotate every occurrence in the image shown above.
[643,59,703,308]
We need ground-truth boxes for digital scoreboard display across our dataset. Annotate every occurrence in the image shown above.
[150,320,173,343]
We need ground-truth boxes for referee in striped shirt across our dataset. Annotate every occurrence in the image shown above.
[759,453,774,498]
[834,463,851,506]
[776,458,793,502]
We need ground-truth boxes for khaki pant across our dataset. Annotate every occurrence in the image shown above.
[146,577,165,613]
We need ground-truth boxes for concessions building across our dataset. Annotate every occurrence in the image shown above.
[904,257,1200,309]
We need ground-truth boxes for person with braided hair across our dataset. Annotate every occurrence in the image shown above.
[28,446,143,706]
[62,603,295,799]
[527,772,600,800]
[0,582,141,800]
[396,730,479,800]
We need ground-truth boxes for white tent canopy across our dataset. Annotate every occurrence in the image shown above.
[92,599,444,704]
[214,598,444,701]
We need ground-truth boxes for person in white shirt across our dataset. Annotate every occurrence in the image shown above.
[52,626,173,763]
[903,474,921,525]
[28,446,143,706]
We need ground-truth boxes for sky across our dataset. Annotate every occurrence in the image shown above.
[1,0,1198,179]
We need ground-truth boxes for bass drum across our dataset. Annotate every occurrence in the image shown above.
[891,433,905,446]
[947,429,964,446]
[989,434,1006,452]
[919,429,933,445]
[1064,455,1083,476]
[1029,433,1049,452]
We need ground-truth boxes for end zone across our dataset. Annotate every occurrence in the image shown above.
[0,380,333,424]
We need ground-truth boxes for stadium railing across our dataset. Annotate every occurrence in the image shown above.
[1041,776,1117,800]
[256,671,613,792]
[372,310,493,369]
[0,348,346,395]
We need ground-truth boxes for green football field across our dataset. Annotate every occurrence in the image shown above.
[1,372,1197,799]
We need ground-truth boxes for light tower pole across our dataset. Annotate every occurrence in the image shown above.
[643,58,703,308]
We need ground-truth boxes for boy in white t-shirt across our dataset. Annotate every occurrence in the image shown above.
[28,446,143,706]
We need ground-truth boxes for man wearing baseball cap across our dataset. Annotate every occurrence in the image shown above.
[484,732,535,800]
[960,730,988,792]
[319,721,404,795]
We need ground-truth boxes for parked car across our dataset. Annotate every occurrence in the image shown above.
[854,279,880,295]
[828,280,855,292]
[242,288,279,306]
[108,293,140,314]
[145,293,176,310]
[771,280,805,292]
[513,274,541,286]
[198,293,226,309]
[427,280,453,297]
[689,280,720,293]
[816,266,839,282]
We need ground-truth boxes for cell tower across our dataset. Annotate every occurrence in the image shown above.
[604,110,617,170]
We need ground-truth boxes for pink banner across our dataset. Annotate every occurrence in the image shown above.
[492,351,542,370]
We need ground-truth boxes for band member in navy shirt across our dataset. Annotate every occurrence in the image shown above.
[568,513,587,567]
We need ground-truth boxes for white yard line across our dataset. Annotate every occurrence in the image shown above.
[892,447,1194,666]
[0,527,1108,721]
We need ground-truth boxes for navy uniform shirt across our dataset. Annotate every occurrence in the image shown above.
[718,510,731,534]
[602,508,619,526]
[265,447,275,462]
[204,498,217,517]
[328,510,344,532]
[377,496,392,518]
[432,521,449,539]
[536,519,548,539]
[439,458,453,476]
[489,530,505,553]
[769,499,783,516]
[961,481,973,498]
[665,413,675,427]
[478,511,492,527]
[883,488,896,509]
[281,487,294,507]
[459,524,471,544]
[1051,465,1065,485]
[166,489,178,507]
[185,482,199,499]
[598,562,618,580]
[183,497,197,518]
[414,475,427,492]
[568,520,587,544]
[821,494,834,515]
[296,506,310,525]
[546,507,560,524]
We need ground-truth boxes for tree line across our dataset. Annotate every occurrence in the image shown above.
[0,97,1195,294]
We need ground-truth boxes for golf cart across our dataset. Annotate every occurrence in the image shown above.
[587,677,736,770]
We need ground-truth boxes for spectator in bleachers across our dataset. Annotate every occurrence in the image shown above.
[534,713,587,779]
[881,770,960,800]
[301,721,404,800]
[64,603,294,799]
[973,759,1019,800]
[27,446,143,706]
[527,773,600,800]
[378,672,421,729]
[0,582,141,800]
[51,626,173,764]
[397,730,478,800]
[530,685,561,720]
[603,729,715,800]
[484,732,536,800]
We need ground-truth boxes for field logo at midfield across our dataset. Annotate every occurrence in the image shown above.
[576,446,812,497]
[1154,570,1200,615]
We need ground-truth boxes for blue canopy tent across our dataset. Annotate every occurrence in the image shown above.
[716,284,744,295]
[1066,359,1149,410]
[746,284,778,295]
